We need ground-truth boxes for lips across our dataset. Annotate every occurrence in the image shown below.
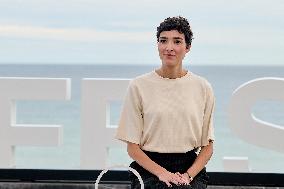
[164,54,175,60]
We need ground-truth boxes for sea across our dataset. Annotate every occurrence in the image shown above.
[0,64,284,173]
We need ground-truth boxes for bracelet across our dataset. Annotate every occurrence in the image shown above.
[186,172,193,181]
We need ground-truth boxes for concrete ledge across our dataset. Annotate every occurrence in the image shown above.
[1,169,284,188]
[0,182,284,189]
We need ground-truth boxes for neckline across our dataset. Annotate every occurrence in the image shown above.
[153,70,190,81]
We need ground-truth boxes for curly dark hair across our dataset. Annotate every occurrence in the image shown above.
[156,16,193,48]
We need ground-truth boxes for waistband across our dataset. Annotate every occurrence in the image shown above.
[143,148,197,157]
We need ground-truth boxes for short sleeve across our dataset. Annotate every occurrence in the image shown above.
[201,81,215,146]
[115,80,144,145]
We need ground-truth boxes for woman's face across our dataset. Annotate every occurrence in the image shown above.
[158,30,190,68]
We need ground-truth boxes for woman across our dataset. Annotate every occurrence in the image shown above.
[115,16,215,189]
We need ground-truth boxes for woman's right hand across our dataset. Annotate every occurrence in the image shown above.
[157,170,188,187]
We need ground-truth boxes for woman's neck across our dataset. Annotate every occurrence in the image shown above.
[156,67,187,79]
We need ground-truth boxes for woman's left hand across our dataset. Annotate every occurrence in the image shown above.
[175,172,192,185]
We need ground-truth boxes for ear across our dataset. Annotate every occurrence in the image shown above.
[186,45,191,53]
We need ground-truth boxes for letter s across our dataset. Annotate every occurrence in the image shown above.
[228,77,284,153]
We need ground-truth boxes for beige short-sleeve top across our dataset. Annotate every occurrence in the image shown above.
[115,70,215,153]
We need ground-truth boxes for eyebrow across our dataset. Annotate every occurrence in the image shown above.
[159,36,184,40]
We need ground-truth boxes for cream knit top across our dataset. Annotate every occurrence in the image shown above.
[115,70,215,153]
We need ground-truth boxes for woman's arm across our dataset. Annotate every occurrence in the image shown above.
[183,141,213,180]
[127,142,187,187]
[179,81,215,182]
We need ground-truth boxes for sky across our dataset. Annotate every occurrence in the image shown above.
[0,0,283,65]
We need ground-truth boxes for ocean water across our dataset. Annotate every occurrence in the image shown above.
[0,64,284,173]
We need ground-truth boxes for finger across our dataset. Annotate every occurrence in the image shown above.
[170,178,180,185]
[183,176,191,185]
[181,174,190,183]
[176,172,183,177]
[174,174,186,184]
[179,174,189,183]
[176,175,190,185]
[165,180,172,187]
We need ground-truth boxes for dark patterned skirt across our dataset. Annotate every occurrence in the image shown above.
[129,149,209,189]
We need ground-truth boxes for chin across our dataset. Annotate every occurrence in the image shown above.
[163,61,178,67]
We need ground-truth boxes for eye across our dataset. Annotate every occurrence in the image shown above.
[174,40,182,44]
[159,39,167,43]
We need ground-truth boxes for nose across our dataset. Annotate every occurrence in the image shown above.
[166,42,174,51]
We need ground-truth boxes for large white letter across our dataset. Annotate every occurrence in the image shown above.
[228,77,284,153]
[0,77,71,168]
[81,79,129,169]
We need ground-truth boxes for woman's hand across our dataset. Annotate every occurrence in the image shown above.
[157,170,189,187]
[176,172,193,185]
